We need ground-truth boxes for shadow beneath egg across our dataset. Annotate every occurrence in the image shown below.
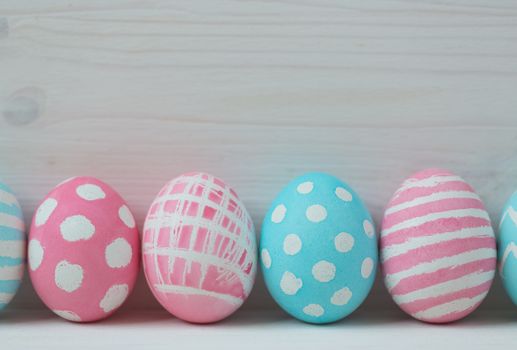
[1,307,516,328]
[0,308,55,325]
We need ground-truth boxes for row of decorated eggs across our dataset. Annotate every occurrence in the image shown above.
[259,169,497,324]
[0,169,516,324]
[1,173,256,324]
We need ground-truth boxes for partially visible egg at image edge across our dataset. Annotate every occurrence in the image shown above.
[0,181,26,311]
[498,191,517,306]
[260,172,378,324]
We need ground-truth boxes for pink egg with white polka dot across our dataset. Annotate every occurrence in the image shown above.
[28,177,140,322]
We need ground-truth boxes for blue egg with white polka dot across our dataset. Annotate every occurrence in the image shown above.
[0,181,26,311]
[260,173,377,324]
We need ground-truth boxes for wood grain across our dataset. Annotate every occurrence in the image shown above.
[1,0,516,312]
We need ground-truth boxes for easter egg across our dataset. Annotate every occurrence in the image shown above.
[499,191,517,306]
[381,169,496,323]
[0,181,25,311]
[28,177,140,322]
[142,172,257,323]
[260,172,377,324]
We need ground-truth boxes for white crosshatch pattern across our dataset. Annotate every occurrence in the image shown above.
[143,173,257,306]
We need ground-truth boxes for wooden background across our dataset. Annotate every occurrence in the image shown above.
[1,0,517,313]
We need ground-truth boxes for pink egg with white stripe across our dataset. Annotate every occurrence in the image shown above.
[381,169,496,323]
[29,177,140,322]
[142,172,257,323]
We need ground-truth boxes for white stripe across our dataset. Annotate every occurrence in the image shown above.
[500,206,517,228]
[413,291,488,320]
[0,213,24,231]
[0,189,19,207]
[174,176,240,202]
[386,191,479,216]
[145,214,250,253]
[0,241,26,258]
[0,292,14,303]
[499,242,517,276]
[154,284,242,305]
[381,226,494,262]
[150,193,244,229]
[394,175,464,196]
[385,248,496,289]
[0,265,23,280]
[143,245,252,286]
[381,208,490,237]
[394,270,494,305]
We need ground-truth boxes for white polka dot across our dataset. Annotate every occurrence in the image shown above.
[76,184,106,201]
[261,249,272,269]
[280,271,303,295]
[60,215,95,242]
[271,204,287,223]
[306,204,327,223]
[53,310,82,322]
[297,181,314,194]
[119,205,136,228]
[100,284,129,313]
[303,304,324,317]
[28,239,44,271]
[312,260,336,282]
[363,220,375,238]
[35,198,58,226]
[105,238,132,268]
[334,232,355,253]
[55,260,84,293]
[335,187,353,202]
[331,287,353,306]
[361,257,374,279]
[283,234,302,255]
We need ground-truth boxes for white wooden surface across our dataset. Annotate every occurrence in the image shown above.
[1,0,517,318]
[2,310,517,350]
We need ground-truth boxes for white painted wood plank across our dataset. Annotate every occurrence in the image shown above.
[0,310,516,350]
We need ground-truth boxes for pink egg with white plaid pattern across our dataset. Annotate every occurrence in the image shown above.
[381,169,496,323]
[143,172,257,323]
[28,177,140,322]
